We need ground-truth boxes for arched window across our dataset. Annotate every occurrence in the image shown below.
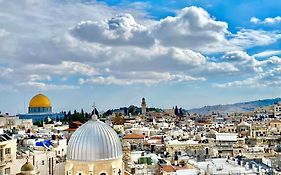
[100,173,106,175]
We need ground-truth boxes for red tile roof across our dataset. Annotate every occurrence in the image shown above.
[162,165,176,172]
[63,128,77,132]
[123,133,145,139]
[270,119,281,124]
[72,121,82,125]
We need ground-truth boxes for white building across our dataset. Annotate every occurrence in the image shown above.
[196,158,256,175]
[0,133,17,175]
[0,116,32,129]
[274,102,281,118]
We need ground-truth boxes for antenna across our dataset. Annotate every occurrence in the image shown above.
[23,92,26,113]
[92,102,96,115]
[92,102,97,120]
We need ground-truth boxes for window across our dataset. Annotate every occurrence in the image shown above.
[0,148,3,161]
[42,160,45,165]
[5,148,11,155]
[5,167,10,174]
[100,173,106,175]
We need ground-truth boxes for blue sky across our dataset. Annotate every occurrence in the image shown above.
[0,0,281,114]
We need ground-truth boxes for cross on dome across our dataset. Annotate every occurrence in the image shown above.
[92,102,98,120]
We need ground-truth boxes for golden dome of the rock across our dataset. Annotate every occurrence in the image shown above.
[29,93,51,108]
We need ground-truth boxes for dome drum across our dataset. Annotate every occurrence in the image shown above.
[66,157,123,175]
[28,107,52,113]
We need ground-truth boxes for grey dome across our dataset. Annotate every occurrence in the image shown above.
[67,119,122,161]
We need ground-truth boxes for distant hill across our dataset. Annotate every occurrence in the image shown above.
[188,98,281,115]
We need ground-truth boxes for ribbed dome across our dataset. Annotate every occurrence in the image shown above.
[67,119,122,161]
[29,93,51,108]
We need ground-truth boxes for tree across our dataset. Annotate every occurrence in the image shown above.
[112,114,125,125]
[103,109,112,117]
[277,144,281,152]
[91,108,99,116]
[124,107,128,116]
[66,110,71,118]
[128,105,136,115]
[179,107,184,116]
[175,106,179,116]
[85,112,90,120]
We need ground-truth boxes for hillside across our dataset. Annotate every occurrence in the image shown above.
[188,98,281,115]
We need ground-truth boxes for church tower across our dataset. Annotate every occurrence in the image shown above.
[141,97,147,115]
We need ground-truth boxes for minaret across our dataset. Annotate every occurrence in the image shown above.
[141,97,147,115]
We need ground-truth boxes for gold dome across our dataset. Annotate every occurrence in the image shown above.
[21,162,34,172]
[29,93,51,108]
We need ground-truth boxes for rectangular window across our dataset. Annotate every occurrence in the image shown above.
[0,148,3,161]
[5,148,11,155]
[5,167,10,174]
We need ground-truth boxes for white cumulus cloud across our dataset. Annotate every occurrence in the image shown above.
[70,14,155,47]
[250,16,281,25]
[153,6,231,53]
